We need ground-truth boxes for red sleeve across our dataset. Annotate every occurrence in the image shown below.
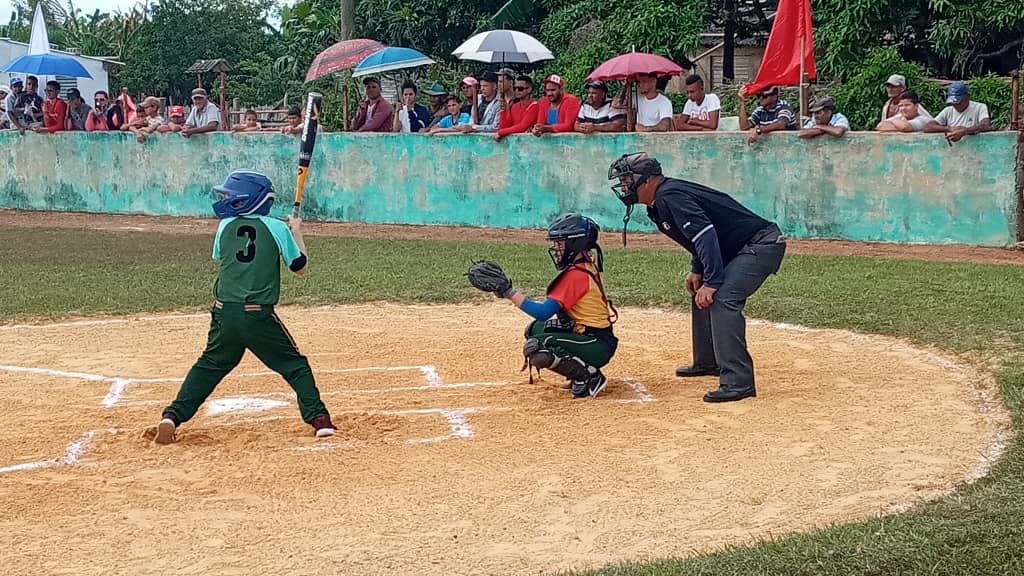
[44,100,67,132]
[499,107,513,131]
[553,95,581,133]
[547,268,592,311]
[498,101,538,137]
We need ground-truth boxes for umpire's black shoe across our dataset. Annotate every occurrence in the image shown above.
[703,388,756,403]
[675,364,721,377]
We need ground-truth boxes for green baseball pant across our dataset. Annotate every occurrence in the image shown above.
[163,303,328,424]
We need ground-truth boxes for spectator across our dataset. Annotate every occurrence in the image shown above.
[182,88,221,137]
[128,96,166,142]
[17,75,44,130]
[876,91,931,132]
[460,71,501,133]
[798,96,849,139]
[496,67,515,114]
[393,80,432,133]
[65,89,91,131]
[86,90,118,131]
[739,85,797,144]
[494,75,537,141]
[675,75,721,131]
[881,74,930,122]
[157,106,187,133]
[232,109,263,132]
[575,79,625,133]
[423,82,448,127]
[352,76,392,132]
[614,73,673,132]
[33,80,67,134]
[924,81,992,143]
[115,87,139,126]
[459,76,481,122]
[281,106,303,135]
[0,85,9,129]
[429,95,472,134]
[4,78,24,132]
[532,74,581,136]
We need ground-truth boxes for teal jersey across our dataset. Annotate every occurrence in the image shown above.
[211,216,303,304]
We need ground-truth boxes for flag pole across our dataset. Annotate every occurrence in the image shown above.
[799,34,806,122]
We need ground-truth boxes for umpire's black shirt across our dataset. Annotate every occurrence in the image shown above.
[646,177,772,289]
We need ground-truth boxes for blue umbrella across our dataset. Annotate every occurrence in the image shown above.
[4,53,93,78]
[352,47,435,78]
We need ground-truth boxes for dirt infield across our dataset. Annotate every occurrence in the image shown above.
[3,209,1024,264]
[0,303,1007,576]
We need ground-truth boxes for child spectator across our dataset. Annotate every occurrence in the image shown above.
[65,89,91,131]
[429,95,472,134]
[233,109,264,132]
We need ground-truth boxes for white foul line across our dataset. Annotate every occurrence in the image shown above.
[617,377,656,404]
[0,313,207,331]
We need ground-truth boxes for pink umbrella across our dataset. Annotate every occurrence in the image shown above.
[305,39,386,83]
[587,51,683,81]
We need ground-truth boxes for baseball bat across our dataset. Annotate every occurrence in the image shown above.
[292,91,323,218]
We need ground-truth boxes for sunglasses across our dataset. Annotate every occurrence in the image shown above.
[513,86,528,91]
[95,98,108,103]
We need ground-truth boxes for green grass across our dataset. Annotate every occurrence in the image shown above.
[2,227,1024,574]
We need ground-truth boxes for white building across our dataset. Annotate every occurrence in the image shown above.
[0,38,121,99]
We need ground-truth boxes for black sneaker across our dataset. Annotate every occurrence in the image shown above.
[571,373,608,399]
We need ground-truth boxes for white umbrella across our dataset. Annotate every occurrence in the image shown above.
[452,29,553,64]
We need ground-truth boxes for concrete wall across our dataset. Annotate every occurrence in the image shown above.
[0,130,1018,245]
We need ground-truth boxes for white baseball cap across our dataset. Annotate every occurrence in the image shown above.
[885,74,907,87]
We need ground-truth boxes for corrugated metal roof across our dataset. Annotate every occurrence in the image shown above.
[184,59,231,74]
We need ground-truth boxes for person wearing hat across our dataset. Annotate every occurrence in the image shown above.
[496,67,515,108]
[65,89,92,131]
[924,81,992,143]
[158,105,187,133]
[575,79,625,133]
[531,74,581,136]
[739,85,796,144]
[458,76,481,122]
[4,78,25,132]
[423,81,448,127]
[182,88,221,137]
[458,71,501,133]
[798,95,849,139]
[353,76,393,132]
[494,75,537,141]
[881,74,930,122]
[127,96,166,142]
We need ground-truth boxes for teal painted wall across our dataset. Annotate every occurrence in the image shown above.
[0,131,1018,245]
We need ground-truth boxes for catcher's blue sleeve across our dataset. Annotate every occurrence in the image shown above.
[519,297,561,320]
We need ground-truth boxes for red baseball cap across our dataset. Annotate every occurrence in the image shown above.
[543,74,564,87]
[169,105,185,118]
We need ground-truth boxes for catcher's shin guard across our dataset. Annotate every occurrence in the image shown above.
[523,337,598,384]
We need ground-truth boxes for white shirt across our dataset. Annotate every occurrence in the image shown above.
[682,93,721,124]
[934,101,989,129]
[891,108,933,132]
[185,103,221,129]
[635,93,673,127]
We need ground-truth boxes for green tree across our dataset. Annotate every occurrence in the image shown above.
[114,0,276,101]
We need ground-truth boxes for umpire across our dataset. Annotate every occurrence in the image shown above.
[608,152,786,402]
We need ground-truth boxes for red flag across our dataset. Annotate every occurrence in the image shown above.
[743,0,816,95]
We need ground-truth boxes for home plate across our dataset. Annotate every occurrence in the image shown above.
[207,396,291,415]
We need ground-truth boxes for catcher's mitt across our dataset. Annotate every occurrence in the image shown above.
[466,260,515,298]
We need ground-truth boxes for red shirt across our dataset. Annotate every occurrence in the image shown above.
[42,98,68,133]
[534,94,582,133]
[497,98,537,137]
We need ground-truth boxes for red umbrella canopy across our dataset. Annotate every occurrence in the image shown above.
[587,52,684,81]
[305,38,386,82]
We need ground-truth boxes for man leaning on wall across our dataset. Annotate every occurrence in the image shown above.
[924,81,993,143]
[182,88,221,138]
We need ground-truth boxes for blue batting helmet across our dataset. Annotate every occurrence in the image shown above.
[212,170,276,219]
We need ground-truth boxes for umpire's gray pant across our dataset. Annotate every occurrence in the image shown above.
[691,224,786,392]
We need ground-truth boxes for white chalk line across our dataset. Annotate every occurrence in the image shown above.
[0,429,107,475]
[617,378,656,404]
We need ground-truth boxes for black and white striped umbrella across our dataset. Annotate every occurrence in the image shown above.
[452,29,554,64]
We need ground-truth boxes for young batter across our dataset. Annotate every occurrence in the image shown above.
[154,170,336,444]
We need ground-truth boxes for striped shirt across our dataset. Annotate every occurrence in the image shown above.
[577,101,624,125]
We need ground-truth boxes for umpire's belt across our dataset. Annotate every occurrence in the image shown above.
[214,300,269,312]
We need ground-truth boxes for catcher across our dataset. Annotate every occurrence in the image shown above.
[467,213,618,398]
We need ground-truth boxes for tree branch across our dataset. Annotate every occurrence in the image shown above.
[976,36,1024,59]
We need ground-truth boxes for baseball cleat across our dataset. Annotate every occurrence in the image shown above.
[154,418,176,444]
[571,373,607,399]
[312,415,337,437]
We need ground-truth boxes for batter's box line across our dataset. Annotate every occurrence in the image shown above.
[0,429,111,475]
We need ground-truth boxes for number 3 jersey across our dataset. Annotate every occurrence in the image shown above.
[211,216,305,305]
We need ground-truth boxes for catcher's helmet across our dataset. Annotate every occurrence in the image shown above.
[608,152,663,206]
[547,212,601,271]
[212,170,276,219]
